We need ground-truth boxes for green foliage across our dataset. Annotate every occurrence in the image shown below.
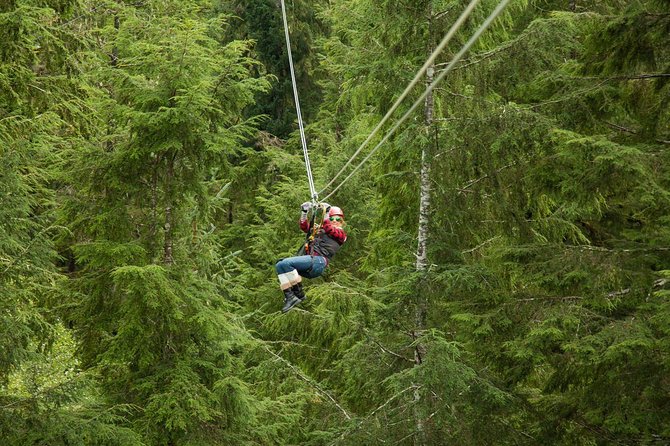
[2,325,142,445]
[0,0,123,443]
[2,0,669,444]
[55,0,301,443]
[219,0,327,137]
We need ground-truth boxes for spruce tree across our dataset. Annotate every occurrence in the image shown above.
[58,0,305,443]
[424,0,670,443]
[1,0,143,443]
[2,0,668,443]
[218,0,327,137]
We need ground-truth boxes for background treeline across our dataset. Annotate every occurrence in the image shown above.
[1,0,669,444]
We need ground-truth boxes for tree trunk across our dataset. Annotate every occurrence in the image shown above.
[151,154,160,243]
[569,0,576,12]
[111,15,119,67]
[413,15,435,444]
[416,65,433,273]
[163,154,174,266]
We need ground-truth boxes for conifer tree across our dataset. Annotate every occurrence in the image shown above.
[268,0,670,443]
[1,0,144,443]
[2,0,668,443]
[273,1,526,444]
[421,0,670,443]
[219,0,327,137]
[58,0,305,443]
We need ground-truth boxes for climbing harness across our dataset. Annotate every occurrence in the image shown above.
[298,204,326,256]
[279,0,318,202]
[320,0,512,201]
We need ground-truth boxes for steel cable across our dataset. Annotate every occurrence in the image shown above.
[322,0,512,201]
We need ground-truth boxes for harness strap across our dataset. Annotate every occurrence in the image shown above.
[304,204,324,254]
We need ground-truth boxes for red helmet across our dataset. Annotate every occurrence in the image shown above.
[328,206,344,219]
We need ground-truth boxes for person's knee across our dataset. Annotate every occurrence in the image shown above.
[275,259,290,274]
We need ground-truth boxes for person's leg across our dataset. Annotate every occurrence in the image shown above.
[276,256,316,280]
[275,258,300,312]
[286,255,325,299]
[275,256,311,286]
[275,256,314,312]
[275,258,295,290]
[288,256,312,300]
[292,256,329,300]
[299,256,327,279]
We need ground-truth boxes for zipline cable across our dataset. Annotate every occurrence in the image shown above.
[321,0,511,201]
[280,0,317,200]
[318,0,482,196]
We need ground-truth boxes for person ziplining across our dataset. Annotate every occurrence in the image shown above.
[275,203,347,313]
[275,0,348,313]
[274,0,511,313]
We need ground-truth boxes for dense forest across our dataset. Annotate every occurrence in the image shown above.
[1,0,669,444]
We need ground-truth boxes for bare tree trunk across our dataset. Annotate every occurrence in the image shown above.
[111,15,119,67]
[163,154,174,266]
[416,65,433,273]
[151,154,160,242]
[413,12,436,444]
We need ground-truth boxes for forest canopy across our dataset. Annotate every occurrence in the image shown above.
[1,0,669,444]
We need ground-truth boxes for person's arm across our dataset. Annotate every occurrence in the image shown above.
[299,202,311,233]
[322,218,347,244]
[300,218,310,233]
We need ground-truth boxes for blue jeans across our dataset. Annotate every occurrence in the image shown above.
[275,255,327,279]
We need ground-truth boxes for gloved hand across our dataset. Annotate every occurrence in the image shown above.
[301,201,312,213]
[320,202,331,222]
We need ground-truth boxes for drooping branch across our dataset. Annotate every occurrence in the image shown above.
[363,329,414,363]
[576,73,670,81]
[458,160,519,194]
[330,385,419,446]
[604,121,670,145]
[263,345,351,420]
[563,244,670,253]
[435,26,536,72]
[461,236,502,254]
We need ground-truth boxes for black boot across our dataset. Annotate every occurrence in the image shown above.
[292,282,306,302]
[282,288,301,313]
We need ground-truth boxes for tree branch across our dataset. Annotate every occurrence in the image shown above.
[364,329,414,363]
[563,244,670,253]
[433,6,456,21]
[604,121,670,145]
[458,160,519,194]
[330,385,419,446]
[264,345,351,420]
[513,288,628,303]
[435,25,537,72]
[498,418,536,440]
[654,278,669,289]
[576,73,670,81]
[530,80,610,109]
[462,236,502,254]
[514,295,584,302]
